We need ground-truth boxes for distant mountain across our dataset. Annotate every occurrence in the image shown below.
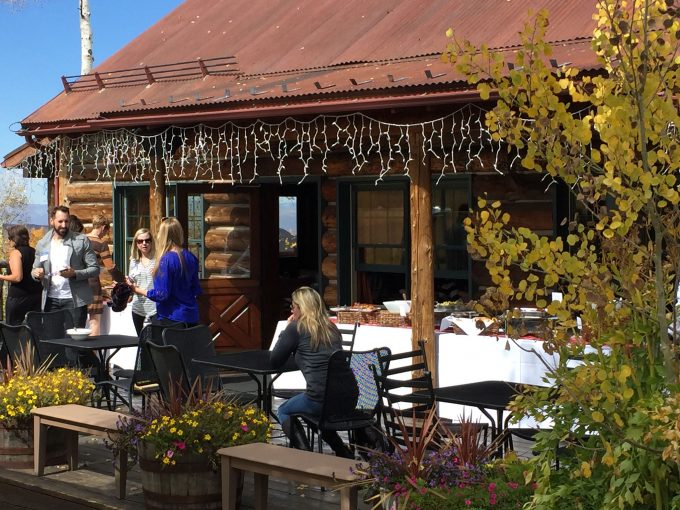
[279,228,297,253]
[15,204,48,226]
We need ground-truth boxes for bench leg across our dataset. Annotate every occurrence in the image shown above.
[33,416,47,476]
[114,448,128,499]
[221,457,244,510]
[253,472,269,510]
[340,486,358,510]
[66,430,79,470]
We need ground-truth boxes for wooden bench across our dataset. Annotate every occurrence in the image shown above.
[218,443,361,510]
[31,404,129,499]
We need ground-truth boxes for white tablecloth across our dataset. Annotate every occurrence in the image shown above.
[269,321,557,423]
[98,305,138,370]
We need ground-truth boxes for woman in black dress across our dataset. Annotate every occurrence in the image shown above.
[0,225,43,325]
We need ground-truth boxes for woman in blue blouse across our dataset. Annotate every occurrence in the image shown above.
[127,217,202,325]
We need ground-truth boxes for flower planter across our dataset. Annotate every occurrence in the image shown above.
[0,424,68,469]
[138,441,242,510]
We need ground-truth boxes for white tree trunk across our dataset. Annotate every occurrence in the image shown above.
[79,0,93,74]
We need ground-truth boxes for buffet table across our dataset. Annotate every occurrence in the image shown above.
[270,320,558,423]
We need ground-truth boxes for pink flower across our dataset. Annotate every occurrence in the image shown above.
[508,482,519,490]
[166,449,174,458]
[465,499,472,506]
[173,440,186,450]
[241,424,249,432]
[488,482,496,492]
[419,487,427,495]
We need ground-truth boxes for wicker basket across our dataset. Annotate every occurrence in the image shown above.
[377,311,411,328]
[337,310,379,325]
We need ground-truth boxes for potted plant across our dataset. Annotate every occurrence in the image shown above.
[109,384,271,510]
[352,410,535,510]
[0,346,94,468]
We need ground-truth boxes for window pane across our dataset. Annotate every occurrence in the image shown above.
[432,187,468,248]
[203,192,251,278]
[357,190,403,245]
[279,196,298,257]
[125,188,150,235]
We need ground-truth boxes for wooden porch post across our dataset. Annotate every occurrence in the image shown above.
[408,128,436,383]
[149,158,167,235]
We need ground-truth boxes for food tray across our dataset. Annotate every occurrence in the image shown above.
[377,310,411,328]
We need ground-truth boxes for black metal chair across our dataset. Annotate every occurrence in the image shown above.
[111,321,186,380]
[25,310,74,368]
[337,322,359,353]
[96,322,165,411]
[0,322,40,368]
[162,324,257,403]
[161,325,219,387]
[374,341,488,449]
[146,340,191,402]
[372,340,437,448]
[292,349,375,455]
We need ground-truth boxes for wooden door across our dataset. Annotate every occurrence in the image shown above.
[176,185,262,351]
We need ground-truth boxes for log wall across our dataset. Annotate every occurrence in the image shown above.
[320,179,338,306]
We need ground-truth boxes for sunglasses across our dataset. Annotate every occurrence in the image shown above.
[136,238,152,244]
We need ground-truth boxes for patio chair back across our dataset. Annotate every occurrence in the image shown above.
[337,322,359,353]
[25,310,74,368]
[162,324,220,388]
[146,340,191,402]
[0,322,39,368]
[349,347,391,415]
[372,340,437,448]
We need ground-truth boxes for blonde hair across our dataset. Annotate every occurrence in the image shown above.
[130,228,156,261]
[92,214,110,229]
[292,286,337,350]
[153,217,185,276]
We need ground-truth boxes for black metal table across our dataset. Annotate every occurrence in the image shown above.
[432,380,527,440]
[41,334,139,379]
[193,351,298,419]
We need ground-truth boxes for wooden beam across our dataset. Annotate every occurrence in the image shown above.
[149,158,166,235]
[408,128,436,383]
[58,152,68,208]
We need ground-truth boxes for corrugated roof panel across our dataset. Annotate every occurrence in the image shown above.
[21,0,600,129]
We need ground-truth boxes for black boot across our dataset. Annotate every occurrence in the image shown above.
[321,430,354,459]
[282,418,311,451]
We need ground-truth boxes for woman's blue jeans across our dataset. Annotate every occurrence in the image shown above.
[276,392,322,425]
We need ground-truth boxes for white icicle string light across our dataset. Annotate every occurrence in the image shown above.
[19,107,505,184]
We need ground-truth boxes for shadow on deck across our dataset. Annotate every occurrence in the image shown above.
[0,435,370,510]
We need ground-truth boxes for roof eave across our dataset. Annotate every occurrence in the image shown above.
[19,88,490,137]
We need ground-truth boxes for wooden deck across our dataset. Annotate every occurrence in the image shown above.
[0,434,372,510]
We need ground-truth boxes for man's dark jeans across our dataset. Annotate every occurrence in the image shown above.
[44,297,87,328]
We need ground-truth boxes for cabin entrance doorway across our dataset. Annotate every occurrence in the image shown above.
[260,181,321,346]
[175,184,261,350]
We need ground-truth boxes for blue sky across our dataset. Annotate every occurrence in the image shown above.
[0,0,183,203]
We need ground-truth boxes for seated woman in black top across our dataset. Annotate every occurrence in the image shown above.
[0,226,43,325]
[270,286,352,458]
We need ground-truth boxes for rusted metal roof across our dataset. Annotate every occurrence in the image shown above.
[19,0,600,134]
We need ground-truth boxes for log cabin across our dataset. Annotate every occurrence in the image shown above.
[1,0,601,374]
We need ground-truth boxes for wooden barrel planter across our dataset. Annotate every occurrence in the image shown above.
[139,442,241,510]
[0,425,68,469]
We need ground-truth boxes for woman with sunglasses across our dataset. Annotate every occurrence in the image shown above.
[128,228,157,335]
[127,217,201,326]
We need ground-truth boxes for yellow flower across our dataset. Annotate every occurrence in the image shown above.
[204,434,211,441]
